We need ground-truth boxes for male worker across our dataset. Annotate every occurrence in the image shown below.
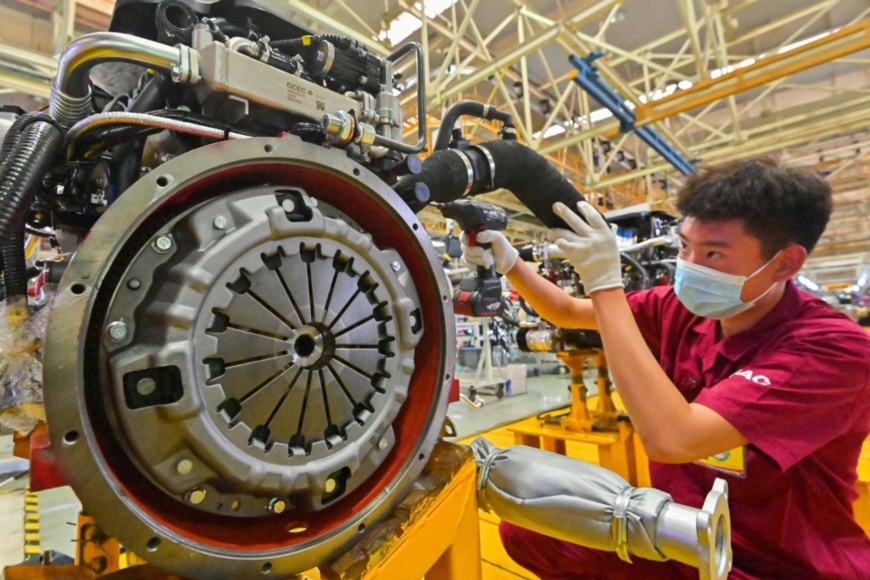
[463,158,870,578]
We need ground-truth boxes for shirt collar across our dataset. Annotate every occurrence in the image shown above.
[716,280,800,360]
[683,281,800,358]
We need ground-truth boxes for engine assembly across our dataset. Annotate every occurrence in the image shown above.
[0,1,727,578]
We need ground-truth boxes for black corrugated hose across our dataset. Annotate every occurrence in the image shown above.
[0,117,64,299]
[0,111,44,163]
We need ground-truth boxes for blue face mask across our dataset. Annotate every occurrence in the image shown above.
[674,253,780,319]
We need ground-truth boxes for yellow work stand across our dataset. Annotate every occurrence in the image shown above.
[4,442,482,580]
[509,416,647,485]
[510,349,651,487]
[316,441,482,580]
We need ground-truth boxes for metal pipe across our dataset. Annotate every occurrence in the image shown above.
[370,42,427,154]
[622,236,675,253]
[50,32,200,127]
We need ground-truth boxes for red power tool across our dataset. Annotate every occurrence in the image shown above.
[442,200,513,319]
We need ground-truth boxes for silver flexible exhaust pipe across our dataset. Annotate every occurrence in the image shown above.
[471,438,732,580]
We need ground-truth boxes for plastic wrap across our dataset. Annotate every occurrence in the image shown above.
[0,291,53,434]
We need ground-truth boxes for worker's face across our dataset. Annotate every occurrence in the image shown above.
[677,217,781,303]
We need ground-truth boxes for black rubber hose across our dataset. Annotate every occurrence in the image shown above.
[396,139,588,230]
[433,101,513,152]
[619,253,651,291]
[0,120,64,298]
[107,74,167,202]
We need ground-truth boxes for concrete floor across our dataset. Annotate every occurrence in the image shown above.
[0,373,575,573]
[447,373,574,440]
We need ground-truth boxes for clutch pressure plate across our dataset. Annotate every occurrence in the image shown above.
[43,137,455,578]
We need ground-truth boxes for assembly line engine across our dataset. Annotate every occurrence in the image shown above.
[0,0,589,576]
[0,0,463,577]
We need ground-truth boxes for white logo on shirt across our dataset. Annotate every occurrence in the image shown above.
[731,369,771,387]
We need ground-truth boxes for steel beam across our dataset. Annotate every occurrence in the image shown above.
[0,42,58,74]
[432,23,562,105]
[52,0,78,56]
[0,69,52,98]
[634,19,870,127]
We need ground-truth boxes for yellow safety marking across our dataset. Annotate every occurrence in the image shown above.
[23,486,40,559]
[302,35,312,46]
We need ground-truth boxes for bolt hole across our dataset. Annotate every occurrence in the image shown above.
[294,334,316,357]
[63,431,79,444]
[287,522,309,534]
[70,283,86,295]
[442,295,448,301]
[264,144,274,153]
[261,563,272,574]
[146,538,160,552]
[412,223,419,230]
[353,168,361,176]
[156,176,169,187]
[357,523,366,533]
[418,453,425,461]
[446,373,451,380]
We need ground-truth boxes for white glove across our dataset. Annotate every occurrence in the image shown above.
[549,201,623,294]
[461,230,519,275]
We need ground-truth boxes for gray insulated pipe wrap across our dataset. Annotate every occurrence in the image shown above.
[469,438,732,580]
[397,140,588,229]
[0,119,64,297]
[471,437,670,562]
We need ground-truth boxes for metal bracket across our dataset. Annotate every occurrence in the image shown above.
[569,53,696,176]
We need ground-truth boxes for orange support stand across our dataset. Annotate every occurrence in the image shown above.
[318,441,482,580]
[511,349,650,487]
[5,442,481,580]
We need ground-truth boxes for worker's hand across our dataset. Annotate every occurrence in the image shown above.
[549,201,623,294]
[461,230,519,275]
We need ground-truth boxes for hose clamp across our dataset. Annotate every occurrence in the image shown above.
[469,144,496,191]
[449,149,474,197]
[612,486,634,564]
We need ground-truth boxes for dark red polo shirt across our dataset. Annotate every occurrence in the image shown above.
[627,281,870,579]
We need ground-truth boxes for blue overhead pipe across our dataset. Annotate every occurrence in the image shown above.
[568,52,697,175]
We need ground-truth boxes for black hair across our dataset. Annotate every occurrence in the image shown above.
[676,157,832,257]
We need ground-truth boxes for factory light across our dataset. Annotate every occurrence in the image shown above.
[532,124,567,139]
[377,0,459,46]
